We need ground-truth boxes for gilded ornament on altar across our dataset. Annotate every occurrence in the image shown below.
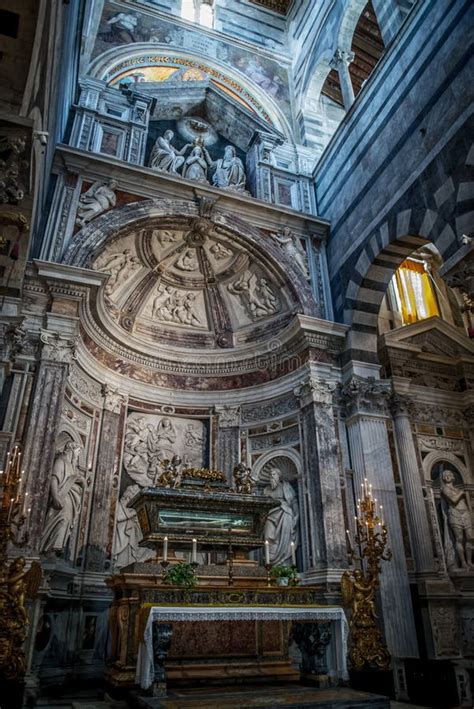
[342,480,391,671]
[0,446,42,681]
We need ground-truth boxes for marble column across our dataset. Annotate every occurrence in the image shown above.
[22,330,76,556]
[390,393,435,573]
[342,376,419,659]
[295,377,347,574]
[85,385,126,572]
[330,49,355,111]
[215,405,241,482]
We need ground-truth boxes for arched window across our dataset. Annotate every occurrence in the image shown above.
[181,0,214,28]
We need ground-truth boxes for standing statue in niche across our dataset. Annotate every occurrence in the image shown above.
[113,485,154,568]
[441,469,473,569]
[40,441,84,556]
[271,228,310,279]
[204,145,247,192]
[76,180,117,226]
[263,468,299,566]
[149,130,190,175]
[182,145,209,184]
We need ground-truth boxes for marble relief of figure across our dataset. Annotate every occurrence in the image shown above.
[182,145,209,184]
[271,228,310,279]
[441,469,473,570]
[228,270,280,319]
[76,180,117,227]
[149,130,190,175]
[210,242,232,260]
[41,441,84,556]
[204,145,246,192]
[113,485,154,568]
[263,467,299,566]
[97,248,141,294]
[175,249,199,272]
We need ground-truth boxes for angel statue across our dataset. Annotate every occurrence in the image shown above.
[75,180,117,226]
[341,569,390,670]
[233,462,256,495]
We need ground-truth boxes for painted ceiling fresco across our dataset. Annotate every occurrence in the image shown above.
[93,2,291,120]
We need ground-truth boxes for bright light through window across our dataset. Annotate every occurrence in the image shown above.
[181,0,196,22]
[200,3,214,28]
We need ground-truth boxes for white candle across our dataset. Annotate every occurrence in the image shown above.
[380,505,384,526]
[264,539,270,565]
[163,536,168,562]
[192,538,197,563]
[290,541,296,567]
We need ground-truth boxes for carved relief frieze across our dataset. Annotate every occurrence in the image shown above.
[418,436,465,454]
[429,604,461,658]
[249,425,300,451]
[412,404,465,427]
[67,365,103,407]
[241,395,298,424]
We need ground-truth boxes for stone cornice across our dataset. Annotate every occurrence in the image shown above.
[53,145,329,239]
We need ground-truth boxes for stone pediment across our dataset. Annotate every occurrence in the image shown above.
[383,317,474,361]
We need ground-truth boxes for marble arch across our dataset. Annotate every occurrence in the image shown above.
[87,44,292,139]
[423,451,470,485]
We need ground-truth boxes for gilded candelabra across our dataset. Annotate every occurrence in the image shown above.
[0,446,41,683]
[341,479,392,671]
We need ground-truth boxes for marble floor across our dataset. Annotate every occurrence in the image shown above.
[34,687,432,709]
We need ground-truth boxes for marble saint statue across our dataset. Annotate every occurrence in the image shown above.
[204,145,246,192]
[76,180,117,226]
[149,130,190,175]
[40,441,84,556]
[263,467,299,566]
[441,469,473,569]
[113,485,154,568]
[182,145,209,183]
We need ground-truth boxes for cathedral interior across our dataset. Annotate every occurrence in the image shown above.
[0,0,472,707]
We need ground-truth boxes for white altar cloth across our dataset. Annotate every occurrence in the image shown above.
[136,605,349,690]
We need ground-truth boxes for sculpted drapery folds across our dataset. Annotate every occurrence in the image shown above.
[149,130,190,174]
[40,441,84,556]
[263,467,299,566]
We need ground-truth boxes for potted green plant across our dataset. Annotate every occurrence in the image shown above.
[269,565,298,586]
[162,562,198,588]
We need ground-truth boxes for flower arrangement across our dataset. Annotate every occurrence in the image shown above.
[269,565,298,585]
[162,562,198,588]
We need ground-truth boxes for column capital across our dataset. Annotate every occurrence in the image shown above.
[389,392,414,418]
[330,48,355,69]
[40,329,76,364]
[340,376,390,419]
[294,377,336,407]
[0,319,38,362]
[101,384,126,413]
[215,404,241,428]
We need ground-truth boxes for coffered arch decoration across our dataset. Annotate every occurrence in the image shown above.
[62,199,317,353]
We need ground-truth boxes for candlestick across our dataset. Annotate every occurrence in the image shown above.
[163,536,168,562]
[192,538,197,564]
[290,541,296,567]
[264,539,270,565]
